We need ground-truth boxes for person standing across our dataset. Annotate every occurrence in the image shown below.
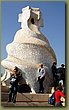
[51,62,58,87]
[8,66,20,103]
[51,62,57,79]
[54,85,65,106]
[60,64,65,86]
[37,64,45,93]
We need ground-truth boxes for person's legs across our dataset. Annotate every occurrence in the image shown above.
[40,80,44,93]
[42,77,45,93]
[8,88,13,102]
[38,80,42,93]
[12,87,17,103]
[55,102,62,107]
[38,76,45,93]
[38,76,41,93]
[39,77,45,93]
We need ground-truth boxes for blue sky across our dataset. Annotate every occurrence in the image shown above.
[1,1,65,68]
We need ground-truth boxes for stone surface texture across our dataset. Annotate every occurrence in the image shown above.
[1,6,57,93]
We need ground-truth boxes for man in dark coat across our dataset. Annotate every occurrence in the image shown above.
[51,62,58,87]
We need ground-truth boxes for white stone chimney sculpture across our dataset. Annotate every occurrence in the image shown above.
[1,6,57,93]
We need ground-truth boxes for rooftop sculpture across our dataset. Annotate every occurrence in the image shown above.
[1,6,57,93]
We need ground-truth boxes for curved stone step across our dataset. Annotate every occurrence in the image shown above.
[1,92,49,102]
[1,101,53,107]
[1,92,54,106]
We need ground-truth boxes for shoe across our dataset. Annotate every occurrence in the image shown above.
[13,100,16,103]
[41,91,44,94]
[38,91,42,93]
[39,90,44,93]
[8,100,11,102]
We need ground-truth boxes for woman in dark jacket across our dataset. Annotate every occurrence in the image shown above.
[8,66,22,103]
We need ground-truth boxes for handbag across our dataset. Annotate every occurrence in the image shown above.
[48,92,55,105]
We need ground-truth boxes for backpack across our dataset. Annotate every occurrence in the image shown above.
[48,92,55,105]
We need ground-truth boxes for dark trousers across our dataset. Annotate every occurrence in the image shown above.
[55,102,62,107]
[8,86,17,103]
[38,76,45,93]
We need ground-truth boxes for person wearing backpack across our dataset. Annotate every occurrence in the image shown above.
[54,85,65,106]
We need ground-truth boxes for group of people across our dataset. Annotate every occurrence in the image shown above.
[37,62,65,93]
[51,62,65,89]
[51,62,65,107]
[7,62,65,106]
[8,63,46,103]
[37,62,65,107]
[8,64,45,103]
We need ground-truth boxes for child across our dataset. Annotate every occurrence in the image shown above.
[54,85,65,106]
